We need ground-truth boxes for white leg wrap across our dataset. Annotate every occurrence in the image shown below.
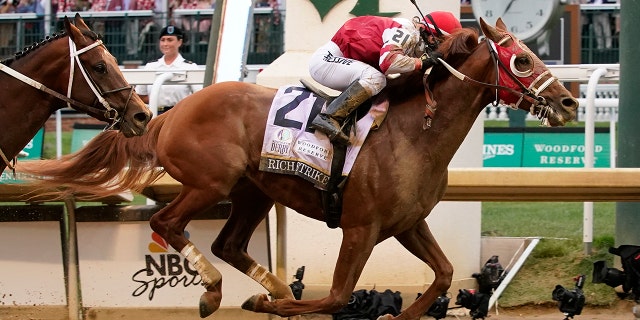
[246,263,268,284]
[246,262,291,296]
[181,242,222,287]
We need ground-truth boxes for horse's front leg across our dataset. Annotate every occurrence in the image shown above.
[379,219,453,320]
[244,223,379,317]
[212,195,296,298]
[149,187,224,318]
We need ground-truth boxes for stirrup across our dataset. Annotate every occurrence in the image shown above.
[310,115,350,145]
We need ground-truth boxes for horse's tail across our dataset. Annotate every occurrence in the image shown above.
[19,115,168,199]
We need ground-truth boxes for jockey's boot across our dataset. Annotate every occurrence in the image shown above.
[309,81,371,145]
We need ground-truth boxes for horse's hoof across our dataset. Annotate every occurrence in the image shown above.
[241,293,267,311]
[287,316,301,320]
[199,291,221,318]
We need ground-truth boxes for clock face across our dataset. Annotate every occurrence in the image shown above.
[472,0,563,42]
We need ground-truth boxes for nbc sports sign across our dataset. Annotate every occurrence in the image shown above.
[76,219,269,307]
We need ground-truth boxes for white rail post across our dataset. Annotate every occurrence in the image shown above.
[148,72,177,118]
[583,67,608,255]
[55,110,62,159]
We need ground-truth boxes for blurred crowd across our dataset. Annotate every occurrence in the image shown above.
[1,0,283,63]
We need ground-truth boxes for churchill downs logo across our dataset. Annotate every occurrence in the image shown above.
[131,231,201,300]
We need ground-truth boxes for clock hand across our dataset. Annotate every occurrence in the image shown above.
[503,0,516,16]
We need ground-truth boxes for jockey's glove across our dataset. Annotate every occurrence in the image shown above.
[421,51,443,72]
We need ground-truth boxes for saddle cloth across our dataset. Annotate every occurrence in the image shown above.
[259,85,388,190]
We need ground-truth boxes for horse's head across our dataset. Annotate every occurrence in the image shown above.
[477,17,578,126]
[64,14,151,136]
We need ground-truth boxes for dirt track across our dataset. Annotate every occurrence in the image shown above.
[2,301,638,319]
[301,300,638,319]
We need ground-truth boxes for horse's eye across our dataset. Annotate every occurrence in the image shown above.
[515,55,532,72]
[94,62,107,74]
[509,53,534,77]
[516,54,533,72]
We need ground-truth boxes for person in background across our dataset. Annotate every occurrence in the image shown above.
[53,0,82,12]
[307,11,461,145]
[0,0,17,57]
[15,0,44,13]
[1,0,44,56]
[586,0,617,49]
[135,25,202,113]
[173,0,214,43]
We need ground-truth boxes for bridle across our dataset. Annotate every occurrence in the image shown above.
[66,36,136,126]
[423,34,557,128]
[0,36,135,125]
[0,34,135,172]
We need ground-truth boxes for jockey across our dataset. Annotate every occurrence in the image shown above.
[308,11,462,145]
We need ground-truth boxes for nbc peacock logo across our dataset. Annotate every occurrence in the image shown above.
[148,231,169,253]
[131,231,201,300]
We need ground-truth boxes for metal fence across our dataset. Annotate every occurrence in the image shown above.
[0,7,283,65]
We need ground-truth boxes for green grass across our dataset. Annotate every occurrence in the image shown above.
[42,131,72,159]
[482,202,616,238]
[482,202,620,307]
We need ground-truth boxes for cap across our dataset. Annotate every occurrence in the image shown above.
[423,11,462,36]
[159,25,184,39]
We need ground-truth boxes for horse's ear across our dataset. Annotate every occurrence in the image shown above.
[495,17,508,32]
[64,16,83,42]
[73,13,91,31]
[479,17,502,42]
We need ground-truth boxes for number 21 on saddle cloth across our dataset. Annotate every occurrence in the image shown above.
[258,85,388,191]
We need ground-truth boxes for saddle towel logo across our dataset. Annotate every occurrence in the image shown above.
[259,85,388,190]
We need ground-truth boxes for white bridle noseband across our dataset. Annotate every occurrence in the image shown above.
[67,37,117,117]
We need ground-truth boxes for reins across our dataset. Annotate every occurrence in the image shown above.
[425,35,557,127]
[0,38,133,125]
[0,148,16,173]
[0,32,134,174]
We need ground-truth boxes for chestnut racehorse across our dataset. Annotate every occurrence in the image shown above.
[0,14,151,173]
[20,19,578,320]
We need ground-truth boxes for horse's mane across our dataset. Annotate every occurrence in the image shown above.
[439,28,480,61]
[427,28,480,88]
[0,28,100,65]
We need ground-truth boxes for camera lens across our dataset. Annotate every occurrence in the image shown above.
[593,260,626,287]
[552,285,572,301]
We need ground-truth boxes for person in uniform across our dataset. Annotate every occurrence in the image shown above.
[135,25,203,113]
[308,11,462,145]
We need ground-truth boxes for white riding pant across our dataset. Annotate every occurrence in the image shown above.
[308,41,386,96]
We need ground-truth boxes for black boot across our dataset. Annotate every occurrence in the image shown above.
[309,81,371,145]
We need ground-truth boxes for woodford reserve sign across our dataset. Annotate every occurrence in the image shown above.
[483,127,611,168]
